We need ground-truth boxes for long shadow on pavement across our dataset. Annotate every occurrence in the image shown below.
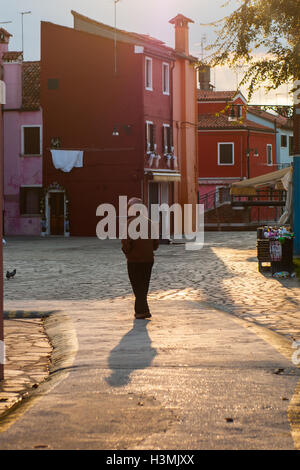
[105,319,157,387]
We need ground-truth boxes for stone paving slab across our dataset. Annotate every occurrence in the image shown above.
[0,316,52,417]
[0,299,299,450]
[0,234,299,449]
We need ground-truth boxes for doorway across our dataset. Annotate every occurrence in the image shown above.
[148,182,171,240]
[49,192,65,235]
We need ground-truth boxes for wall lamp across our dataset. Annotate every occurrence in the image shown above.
[112,124,132,136]
[246,147,259,158]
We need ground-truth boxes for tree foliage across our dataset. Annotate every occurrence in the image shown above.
[203,0,300,98]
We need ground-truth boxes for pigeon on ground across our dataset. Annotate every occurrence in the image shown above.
[6,269,16,280]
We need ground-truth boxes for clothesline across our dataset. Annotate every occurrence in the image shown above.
[47,147,136,152]
[50,148,139,173]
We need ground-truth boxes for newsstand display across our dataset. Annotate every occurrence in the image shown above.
[256,225,295,276]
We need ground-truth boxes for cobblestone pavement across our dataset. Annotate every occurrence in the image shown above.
[1,232,300,446]
[0,316,52,415]
[3,232,300,340]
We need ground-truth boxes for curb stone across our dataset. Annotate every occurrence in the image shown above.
[0,310,78,431]
[3,310,58,319]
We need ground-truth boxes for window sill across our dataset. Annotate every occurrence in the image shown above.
[20,154,42,158]
[20,214,41,218]
[145,87,153,92]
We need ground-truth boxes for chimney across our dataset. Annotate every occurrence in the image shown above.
[0,28,12,61]
[198,65,214,90]
[169,14,194,56]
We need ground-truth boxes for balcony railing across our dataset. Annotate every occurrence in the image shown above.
[198,187,231,212]
[231,189,287,207]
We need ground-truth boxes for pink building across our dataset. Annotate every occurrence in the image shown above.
[1,28,42,236]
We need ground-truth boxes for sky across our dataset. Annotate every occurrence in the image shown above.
[0,0,292,104]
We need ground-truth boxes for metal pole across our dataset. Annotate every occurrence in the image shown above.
[293,80,300,254]
[114,0,120,75]
[0,88,4,380]
[21,14,23,52]
[20,11,31,54]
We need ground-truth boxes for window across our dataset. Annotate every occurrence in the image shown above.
[289,136,294,156]
[145,57,153,91]
[281,135,287,147]
[145,121,155,152]
[218,143,234,165]
[162,63,170,95]
[162,124,172,154]
[48,78,59,90]
[22,126,41,155]
[267,144,273,165]
[20,186,42,216]
[0,80,6,105]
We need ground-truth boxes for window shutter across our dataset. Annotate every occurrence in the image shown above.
[219,143,233,164]
[24,127,40,155]
[20,187,26,215]
[19,187,42,215]
[162,126,165,154]
[150,124,155,152]
[145,122,148,152]
[167,126,171,153]
[170,126,173,152]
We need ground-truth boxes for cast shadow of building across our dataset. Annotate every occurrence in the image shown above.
[105,319,157,387]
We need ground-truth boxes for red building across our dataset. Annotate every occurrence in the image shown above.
[40,11,198,237]
[198,90,277,195]
[0,29,6,380]
[197,71,278,228]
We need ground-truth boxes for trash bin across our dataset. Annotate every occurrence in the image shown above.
[270,238,294,275]
[256,226,294,274]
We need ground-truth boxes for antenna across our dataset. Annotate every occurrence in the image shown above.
[114,0,120,75]
[20,11,31,53]
[234,64,244,90]
[200,34,206,61]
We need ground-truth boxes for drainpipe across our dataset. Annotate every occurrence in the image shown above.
[170,59,175,205]
[0,101,3,380]
[274,118,278,167]
[247,129,250,179]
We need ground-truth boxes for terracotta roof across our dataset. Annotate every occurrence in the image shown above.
[2,51,23,62]
[198,113,275,132]
[0,28,12,38]
[22,61,40,110]
[71,10,198,62]
[71,10,173,53]
[247,105,293,129]
[197,90,237,102]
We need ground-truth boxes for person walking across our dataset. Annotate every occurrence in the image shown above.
[122,197,159,319]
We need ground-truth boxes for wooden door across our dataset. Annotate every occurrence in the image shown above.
[50,192,65,235]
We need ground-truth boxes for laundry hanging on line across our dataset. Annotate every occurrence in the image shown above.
[50,150,84,173]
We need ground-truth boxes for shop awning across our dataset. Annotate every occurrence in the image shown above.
[146,170,181,182]
[230,167,292,196]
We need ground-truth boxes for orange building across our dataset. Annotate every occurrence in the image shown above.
[170,15,198,233]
